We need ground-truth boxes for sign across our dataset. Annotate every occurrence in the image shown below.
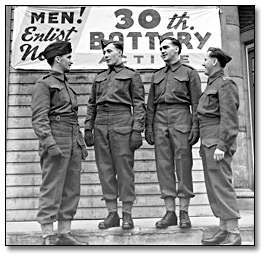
[11,6,221,70]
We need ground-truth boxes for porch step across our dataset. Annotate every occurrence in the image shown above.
[6,210,254,246]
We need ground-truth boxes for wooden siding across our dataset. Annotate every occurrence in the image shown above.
[6,6,210,221]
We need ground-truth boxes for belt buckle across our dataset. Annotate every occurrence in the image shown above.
[56,115,61,121]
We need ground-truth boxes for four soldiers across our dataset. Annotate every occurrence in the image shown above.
[32,39,241,245]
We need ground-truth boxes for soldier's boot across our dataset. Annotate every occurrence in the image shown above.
[155,211,177,228]
[122,212,134,229]
[57,233,89,245]
[179,210,191,228]
[98,212,120,229]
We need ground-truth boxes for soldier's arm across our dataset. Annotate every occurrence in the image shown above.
[130,71,146,132]
[31,81,56,149]
[188,69,202,132]
[145,74,155,134]
[217,80,239,152]
[85,78,97,131]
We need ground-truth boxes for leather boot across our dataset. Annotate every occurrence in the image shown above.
[220,232,242,245]
[201,229,228,245]
[98,212,120,229]
[155,211,177,228]
[179,210,191,228]
[57,233,89,245]
[122,212,134,229]
[42,235,59,245]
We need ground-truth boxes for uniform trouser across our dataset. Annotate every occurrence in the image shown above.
[94,106,135,203]
[37,121,82,226]
[153,105,195,201]
[199,144,240,220]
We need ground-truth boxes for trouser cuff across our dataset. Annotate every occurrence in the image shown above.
[41,223,54,238]
[58,220,71,235]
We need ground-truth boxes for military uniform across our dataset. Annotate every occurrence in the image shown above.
[31,41,88,245]
[145,60,201,208]
[85,63,145,205]
[197,69,241,221]
[32,70,87,226]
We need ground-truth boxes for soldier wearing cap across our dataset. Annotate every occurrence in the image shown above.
[31,40,89,245]
[145,36,201,229]
[84,40,146,229]
[199,47,241,245]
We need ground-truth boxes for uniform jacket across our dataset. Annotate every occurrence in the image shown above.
[145,60,201,133]
[197,69,239,153]
[85,63,146,132]
[31,70,78,150]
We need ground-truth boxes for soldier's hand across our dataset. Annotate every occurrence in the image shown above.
[130,131,143,151]
[48,144,64,159]
[188,131,199,146]
[84,130,94,147]
[145,132,154,145]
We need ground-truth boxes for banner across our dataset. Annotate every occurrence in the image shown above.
[11,6,221,70]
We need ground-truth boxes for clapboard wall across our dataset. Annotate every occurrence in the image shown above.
[6,6,212,222]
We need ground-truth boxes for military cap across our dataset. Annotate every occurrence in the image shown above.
[207,47,232,67]
[100,39,123,53]
[158,35,182,54]
[41,40,72,60]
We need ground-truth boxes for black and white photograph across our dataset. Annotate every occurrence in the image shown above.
[4,2,259,254]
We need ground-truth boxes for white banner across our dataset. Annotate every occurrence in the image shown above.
[11,6,221,70]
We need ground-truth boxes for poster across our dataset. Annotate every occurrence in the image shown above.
[11,6,221,70]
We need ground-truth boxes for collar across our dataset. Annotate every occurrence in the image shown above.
[165,60,182,72]
[208,69,225,84]
[49,70,66,82]
[108,63,125,73]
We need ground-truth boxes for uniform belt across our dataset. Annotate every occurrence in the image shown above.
[49,115,78,124]
[97,103,131,112]
[198,117,220,127]
[155,103,189,110]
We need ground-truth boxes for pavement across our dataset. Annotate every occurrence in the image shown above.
[6,210,254,246]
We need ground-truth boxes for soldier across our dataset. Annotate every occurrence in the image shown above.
[31,41,89,245]
[145,36,201,229]
[84,40,146,230]
[199,47,241,245]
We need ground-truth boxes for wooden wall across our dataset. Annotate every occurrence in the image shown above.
[6,6,212,222]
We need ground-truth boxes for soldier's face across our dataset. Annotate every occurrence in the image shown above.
[203,51,216,76]
[103,43,122,67]
[160,40,179,63]
[58,53,73,72]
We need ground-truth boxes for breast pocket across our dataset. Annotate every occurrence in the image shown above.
[153,76,165,99]
[49,85,67,106]
[114,75,131,97]
[173,76,189,96]
[95,76,108,98]
[204,89,219,111]
[66,83,78,105]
